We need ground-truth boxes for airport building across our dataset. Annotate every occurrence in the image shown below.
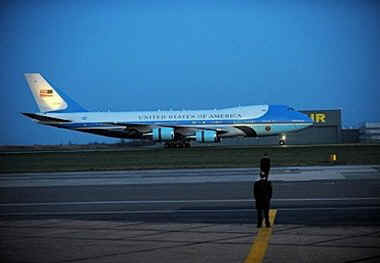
[287,109,342,144]
[359,122,380,143]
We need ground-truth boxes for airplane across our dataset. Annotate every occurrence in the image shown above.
[22,73,313,147]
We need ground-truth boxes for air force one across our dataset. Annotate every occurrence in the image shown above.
[22,73,313,147]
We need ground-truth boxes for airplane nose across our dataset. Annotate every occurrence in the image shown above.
[300,112,313,128]
[293,111,313,130]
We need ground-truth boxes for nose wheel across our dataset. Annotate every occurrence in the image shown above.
[279,134,287,145]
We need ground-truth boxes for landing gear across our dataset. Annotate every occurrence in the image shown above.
[279,134,287,145]
[164,141,191,148]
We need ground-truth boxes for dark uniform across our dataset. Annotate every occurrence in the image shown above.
[254,174,272,227]
[260,154,271,178]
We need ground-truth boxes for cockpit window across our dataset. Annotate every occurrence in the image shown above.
[288,107,295,111]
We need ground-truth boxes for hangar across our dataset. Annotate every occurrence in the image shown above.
[225,109,343,145]
[287,109,342,144]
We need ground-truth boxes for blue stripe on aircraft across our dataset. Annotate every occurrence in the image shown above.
[55,105,311,129]
[58,120,308,130]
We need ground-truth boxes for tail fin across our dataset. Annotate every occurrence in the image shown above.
[24,73,87,113]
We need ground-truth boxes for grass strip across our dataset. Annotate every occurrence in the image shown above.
[0,145,379,173]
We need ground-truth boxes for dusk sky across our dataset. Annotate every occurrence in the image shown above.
[1,0,379,145]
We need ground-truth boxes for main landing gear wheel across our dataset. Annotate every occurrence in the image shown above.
[164,142,191,148]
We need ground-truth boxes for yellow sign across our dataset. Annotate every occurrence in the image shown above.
[309,113,326,123]
[330,153,337,161]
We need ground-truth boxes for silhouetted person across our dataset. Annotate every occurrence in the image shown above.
[254,171,272,228]
[260,153,271,178]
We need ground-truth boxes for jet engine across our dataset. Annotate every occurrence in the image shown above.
[152,127,175,141]
[195,130,220,143]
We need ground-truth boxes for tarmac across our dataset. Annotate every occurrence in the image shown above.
[1,165,380,263]
[1,220,379,263]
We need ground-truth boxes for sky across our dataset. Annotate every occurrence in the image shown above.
[1,0,379,145]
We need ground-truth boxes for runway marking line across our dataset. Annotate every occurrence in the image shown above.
[244,209,277,263]
[2,197,379,207]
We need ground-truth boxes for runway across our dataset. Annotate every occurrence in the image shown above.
[1,165,380,187]
[1,166,380,262]
[1,165,380,224]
